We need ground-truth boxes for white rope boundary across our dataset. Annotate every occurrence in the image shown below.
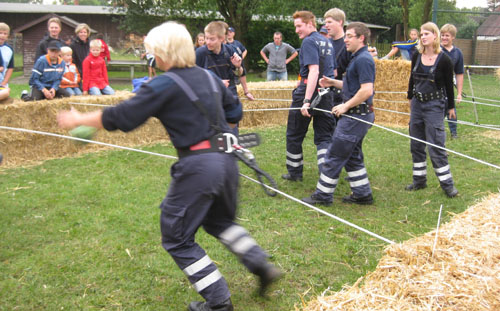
[0,125,395,245]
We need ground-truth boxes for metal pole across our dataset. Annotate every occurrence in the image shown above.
[466,69,479,124]
[432,0,438,23]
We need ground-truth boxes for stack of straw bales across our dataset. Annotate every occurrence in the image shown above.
[0,92,169,167]
[373,59,411,126]
[301,193,500,311]
[238,80,295,128]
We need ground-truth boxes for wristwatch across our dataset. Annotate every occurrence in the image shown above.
[303,98,311,104]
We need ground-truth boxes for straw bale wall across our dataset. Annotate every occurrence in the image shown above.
[301,193,500,311]
[0,60,411,167]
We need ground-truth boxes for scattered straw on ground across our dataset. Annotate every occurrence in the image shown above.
[301,193,500,311]
[481,130,500,140]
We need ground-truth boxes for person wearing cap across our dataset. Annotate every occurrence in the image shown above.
[26,40,69,101]
[260,32,298,81]
[319,26,330,39]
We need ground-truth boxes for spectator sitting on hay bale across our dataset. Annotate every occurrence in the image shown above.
[24,40,69,101]
[0,22,14,104]
[59,46,82,96]
[82,39,115,96]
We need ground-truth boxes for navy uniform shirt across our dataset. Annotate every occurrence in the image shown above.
[441,45,464,75]
[299,31,335,80]
[331,37,351,80]
[227,39,246,57]
[102,66,242,149]
[195,44,238,95]
[342,46,375,104]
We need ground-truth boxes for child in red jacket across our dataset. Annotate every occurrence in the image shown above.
[82,39,115,96]
[59,46,82,96]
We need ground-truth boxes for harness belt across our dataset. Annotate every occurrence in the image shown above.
[177,133,261,159]
[413,88,444,102]
[346,102,373,115]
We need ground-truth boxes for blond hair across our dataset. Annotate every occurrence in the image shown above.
[0,22,10,34]
[47,17,61,28]
[417,22,441,54]
[324,8,345,26]
[204,21,226,38]
[75,23,90,36]
[145,21,195,69]
[89,39,102,49]
[293,11,317,28]
[60,46,72,55]
[440,23,457,38]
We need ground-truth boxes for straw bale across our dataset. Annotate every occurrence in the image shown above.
[373,59,411,126]
[301,193,500,311]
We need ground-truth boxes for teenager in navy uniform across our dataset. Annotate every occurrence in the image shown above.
[302,22,375,206]
[440,23,464,139]
[406,22,458,198]
[282,10,336,182]
[58,21,281,311]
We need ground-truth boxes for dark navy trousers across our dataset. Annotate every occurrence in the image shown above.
[160,152,269,307]
[409,98,455,190]
[313,112,374,202]
[285,83,336,177]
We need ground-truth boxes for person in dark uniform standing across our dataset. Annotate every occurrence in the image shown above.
[282,10,336,182]
[302,22,375,206]
[440,23,464,139]
[57,21,281,311]
[406,22,458,198]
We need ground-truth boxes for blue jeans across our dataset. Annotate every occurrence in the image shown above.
[267,70,287,81]
[89,85,115,96]
[65,87,82,96]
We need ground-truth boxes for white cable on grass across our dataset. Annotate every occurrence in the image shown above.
[68,102,111,107]
[466,96,500,103]
[313,107,500,171]
[239,173,395,245]
[0,125,395,245]
[461,99,500,108]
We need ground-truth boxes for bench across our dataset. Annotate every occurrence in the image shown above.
[107,60,147,80]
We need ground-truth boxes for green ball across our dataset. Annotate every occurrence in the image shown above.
[69,125,97,143]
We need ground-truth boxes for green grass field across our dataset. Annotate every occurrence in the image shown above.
[1,94,499,310]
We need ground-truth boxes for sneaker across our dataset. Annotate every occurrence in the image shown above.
[188,298,233,311]
[281,173,302,182]
[341,194,374,205]
[257,264,283,297]
[301,194,332,206]
[405,183,427,191]
[20,90,30,101]
[444,186,458,198]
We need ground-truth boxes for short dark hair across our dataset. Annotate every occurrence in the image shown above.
[346,22,370,45]
[274,32,283,38]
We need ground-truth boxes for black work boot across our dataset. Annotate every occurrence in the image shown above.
[257,264,283,297]
[342,194,374,205]
[281,173,302,182]
[188,298,233,311]
[301,194,332,206]
[443,186,458,198]
[405,183,427,191]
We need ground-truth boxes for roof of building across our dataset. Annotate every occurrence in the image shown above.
[0,3,120,15]
[13,13,98,34]
[477,14,500,37]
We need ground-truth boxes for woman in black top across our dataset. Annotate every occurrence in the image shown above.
[70,23,91,75]
[406,22,458,198]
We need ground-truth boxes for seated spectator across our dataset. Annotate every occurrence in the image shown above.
[82,39,115,96]
[95,33,111,63]
[0,22,14,104]
[60,46,82,96]
[26,41,69,101]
